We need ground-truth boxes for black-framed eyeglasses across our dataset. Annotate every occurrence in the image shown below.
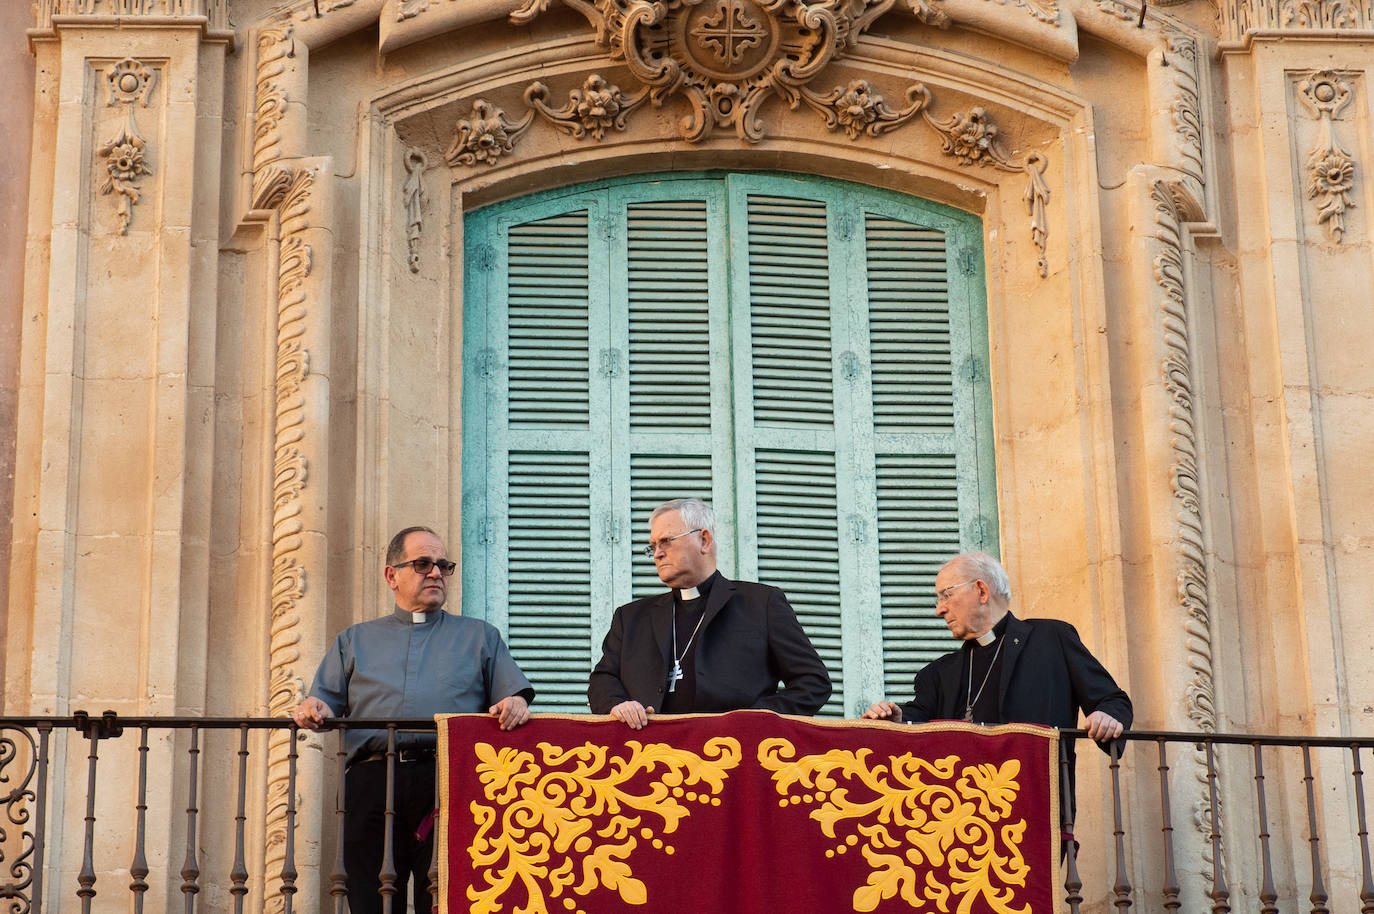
[392,557,457,576]
[640,528,703,558]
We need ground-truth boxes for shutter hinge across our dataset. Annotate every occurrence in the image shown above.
[958,248,976,276]
[479,517,496,545]
[476,243,497,273]
[477,347,500,379]
[599,348,621,378]
[850,515,866,544]
[837,212,854,241]
[961,356,982,383]
[603,514,622,545]
[840,351,862,381]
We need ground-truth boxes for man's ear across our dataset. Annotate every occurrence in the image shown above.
[383,564,398,590]
[698,528,714,554]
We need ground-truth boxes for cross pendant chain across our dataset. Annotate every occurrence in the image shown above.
[963,705,974,723]
[668,661,683,693]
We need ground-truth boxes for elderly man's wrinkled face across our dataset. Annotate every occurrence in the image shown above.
[648,510,715,590]
[384,531,450,614]
[934,561,995,640]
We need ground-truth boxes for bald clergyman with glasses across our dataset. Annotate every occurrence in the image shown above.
[589,498,832,728]
[292,525,534,914]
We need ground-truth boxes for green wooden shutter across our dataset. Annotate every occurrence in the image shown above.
[464,172,995,717]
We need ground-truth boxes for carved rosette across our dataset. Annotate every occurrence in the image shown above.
[445,100,535,167]
[526,74,650,141]
[98,59,156,234]
[1297,71,1357,243]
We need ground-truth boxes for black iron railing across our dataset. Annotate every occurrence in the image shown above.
[0,715,1370,913]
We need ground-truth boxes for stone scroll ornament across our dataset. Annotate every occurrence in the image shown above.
[99,58,156,235]
[504,0,950,145]
[1297,71,1357,243]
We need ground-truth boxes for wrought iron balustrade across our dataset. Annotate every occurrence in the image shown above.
[0,715,1369,913]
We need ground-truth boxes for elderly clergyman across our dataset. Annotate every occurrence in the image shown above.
[863,551,1131,824]
[292,525,534,914]
[589,497,831,728]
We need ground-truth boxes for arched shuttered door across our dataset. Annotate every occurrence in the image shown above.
[462,172,997,715]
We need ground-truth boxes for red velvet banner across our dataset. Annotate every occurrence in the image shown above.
[438,710,1060,914]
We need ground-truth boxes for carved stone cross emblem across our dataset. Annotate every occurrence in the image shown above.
[691,0,766,65]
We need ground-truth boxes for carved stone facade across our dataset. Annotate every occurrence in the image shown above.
[3,0,1373,911]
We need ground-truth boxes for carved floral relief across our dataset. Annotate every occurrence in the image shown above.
[445,99,535,167]
[1296,71,1358,243]
[98,58,156,235]
[526,74,649,141]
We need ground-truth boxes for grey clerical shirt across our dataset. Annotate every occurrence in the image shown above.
[308,607,535,760]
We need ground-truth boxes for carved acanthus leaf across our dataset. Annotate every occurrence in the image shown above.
[525,75,650,141]
[445,100,535,167]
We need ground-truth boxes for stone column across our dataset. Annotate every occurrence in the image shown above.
[11,2,233,904]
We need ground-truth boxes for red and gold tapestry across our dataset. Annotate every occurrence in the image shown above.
[437,710,1060,914]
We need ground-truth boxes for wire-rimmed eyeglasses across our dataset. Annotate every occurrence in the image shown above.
[640,528,703,558]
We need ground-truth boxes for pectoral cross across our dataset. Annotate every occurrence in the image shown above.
[667,661,684,693]
[963,705,974,723]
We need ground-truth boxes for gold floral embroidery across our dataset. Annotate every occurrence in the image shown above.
[758,740,1032,913]
[467,738,741,914]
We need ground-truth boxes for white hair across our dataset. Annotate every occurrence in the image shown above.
[650,498,717,539]
[946,551,1012,602]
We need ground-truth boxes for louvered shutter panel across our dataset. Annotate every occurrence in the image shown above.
[463,202,604,713]
[860,209,996,696]
[732,187,846,716]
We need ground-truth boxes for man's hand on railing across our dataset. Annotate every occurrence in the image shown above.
[292,696,334,730]
[861,700,904,723]
[609,700,654,729]
[489,695,530,731]
[1084,709,1124,742]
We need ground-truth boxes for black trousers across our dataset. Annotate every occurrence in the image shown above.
[344,757,437,914]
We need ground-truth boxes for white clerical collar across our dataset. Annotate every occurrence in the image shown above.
[412,610,437,623]
[974,629,997,646]
[679,586,701,601]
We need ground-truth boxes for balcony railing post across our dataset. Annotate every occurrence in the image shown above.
[230,724,250,913]
[73,710,122,914]
[1060,732,1082,914]
[130,724,150,911]
[282,725,300,914]
[180,725,201,914]
[1303,743,1331,914]
[32,721,52,913]
[1109,738,1133,910]
[1349,744,1373,914]
[380,724,399,914]
[1156,739,1181,911]
[330,728,349,914]
[1204,739,1230,914]
[1253,742,1278,914]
